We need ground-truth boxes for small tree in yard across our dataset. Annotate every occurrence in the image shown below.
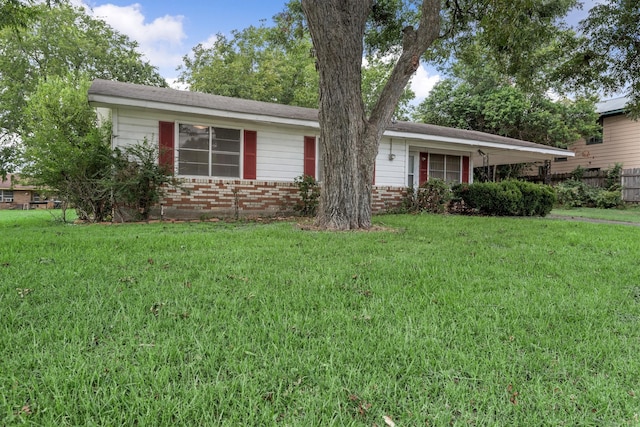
[111,140,176,221]
[22,76,114,222]
[22,76,175,222]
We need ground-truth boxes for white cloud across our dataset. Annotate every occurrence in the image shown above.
[200,34,219,50]
[166,78,189,91]
[362,56,440,105]
[85,3,187,76]
[410,64,440,104]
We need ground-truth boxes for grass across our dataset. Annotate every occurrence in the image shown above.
[551,205,640,224]
[1,210,639,425]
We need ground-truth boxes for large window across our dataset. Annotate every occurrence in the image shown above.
[430,154,461,183]
[0,190,13,202]
[178,124,241,177]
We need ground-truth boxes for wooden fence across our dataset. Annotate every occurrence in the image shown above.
[524,168,640,203]
[622,168,640,202]
[545,170,607,188]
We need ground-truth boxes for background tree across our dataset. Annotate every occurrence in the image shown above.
[560,0,640,117]
[178,25,318,108]
[177,17,416,115]
[0,2,166,141]
[413,60,600,149]
[0,1,166,194]
[0,0,38,30]
[362,54,416,120]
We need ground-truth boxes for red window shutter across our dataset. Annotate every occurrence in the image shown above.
[159,121,175,173]
[243,130,257,180]
[462,156,470,183]
[372,162,376,185]
[304,136,316,178]
[419,152,428,184]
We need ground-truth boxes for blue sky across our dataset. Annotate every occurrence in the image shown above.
[79,0,600,102]
[80,1,300,85]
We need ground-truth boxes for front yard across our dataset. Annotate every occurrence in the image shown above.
[1,211,639,425]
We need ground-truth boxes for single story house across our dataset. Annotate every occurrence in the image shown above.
[0,174,53,210]
[88,79,574,218]
[546,97,639,174]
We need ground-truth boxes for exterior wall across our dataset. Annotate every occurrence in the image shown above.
[0,175,55,209]
[550,114,640,174]
[372,186,406,212]
[162,179,299,218]
[376,137,408,187]
[159,178,405,219]
[0,190,30,209]
[0,190,51,210]
[112,107,317,183]
[108,107,470,219]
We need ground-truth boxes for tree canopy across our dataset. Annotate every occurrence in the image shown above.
[177,16,416,117]
[563,0,640,117]
[0,2,166,138]
[178,25,318,108]
[0,1,166,179]
[414,47,600,149]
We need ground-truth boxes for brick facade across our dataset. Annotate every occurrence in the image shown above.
[0,174,55,210]
[159,178,406,219]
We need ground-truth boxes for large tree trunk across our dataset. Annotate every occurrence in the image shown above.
[302,0,441,230]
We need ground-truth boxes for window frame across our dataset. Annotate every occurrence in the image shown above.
[586,117,604,145]
[176,122,243,179]
[0,190,14,202]
[429,153,463,184]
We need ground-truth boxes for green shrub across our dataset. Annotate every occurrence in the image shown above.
[452,180,555,216]
[595,190,623,209]
[403,178,452,214]
[605,163,622,191]
[111,139,176,221]
[556,179,598,208]
[294,174,320,216]
[556,164,623,210]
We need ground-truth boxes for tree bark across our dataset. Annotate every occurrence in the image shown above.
[302,0,441,230]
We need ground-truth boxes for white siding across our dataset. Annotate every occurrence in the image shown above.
[550,114,640,173]
[255,128,310,181]
[111,107,314,182]
[375,137,408,186]
[109,107,474,186]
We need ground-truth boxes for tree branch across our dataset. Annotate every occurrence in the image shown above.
[367,0,441,137]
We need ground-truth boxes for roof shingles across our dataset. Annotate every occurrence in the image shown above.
[88,79,570,153]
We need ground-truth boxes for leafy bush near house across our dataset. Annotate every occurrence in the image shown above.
[402,178,452,214]
[605,163,623,192]
[452,180,555,216]
[556,179,598,207]
[556,164,623,209]
[294,174,320,216]
[111,139,176,221]
[595,190,623,209]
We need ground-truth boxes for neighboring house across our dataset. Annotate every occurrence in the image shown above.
[547,97,639,174]
[0,174,52,210]
[88,79,573,218]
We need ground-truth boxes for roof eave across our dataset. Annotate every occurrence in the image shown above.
[383,130,574,158]
[88,94,321,130]
[89,89,573,160]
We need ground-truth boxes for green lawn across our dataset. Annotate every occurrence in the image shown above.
[551,205,640,224]
[1,210,639,425]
